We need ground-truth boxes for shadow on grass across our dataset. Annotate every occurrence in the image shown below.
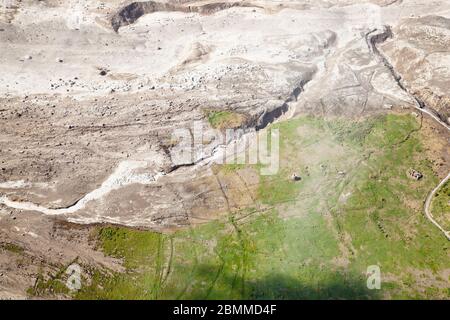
[164,264,382,300]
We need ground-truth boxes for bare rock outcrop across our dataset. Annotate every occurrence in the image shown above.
[379,15,450,124]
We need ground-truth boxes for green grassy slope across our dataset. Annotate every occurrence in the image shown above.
[431,180,450,230]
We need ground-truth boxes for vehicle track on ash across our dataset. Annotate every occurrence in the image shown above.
[367,26,450,241]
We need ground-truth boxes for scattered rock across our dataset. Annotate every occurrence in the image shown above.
[407,168,423,180]
[19,55,32,62]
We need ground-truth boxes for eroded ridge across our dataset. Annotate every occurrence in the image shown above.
[111,1,261,31]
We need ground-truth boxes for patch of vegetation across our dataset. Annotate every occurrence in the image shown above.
[205,110,246,130]
[97,227,163,270]
[0,242,24,254]
[431,180,450,230]
[325,116,378,147]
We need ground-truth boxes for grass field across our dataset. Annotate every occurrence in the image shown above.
[30,113,450,299]
[205,110,246,130]
[431,180,450,230]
